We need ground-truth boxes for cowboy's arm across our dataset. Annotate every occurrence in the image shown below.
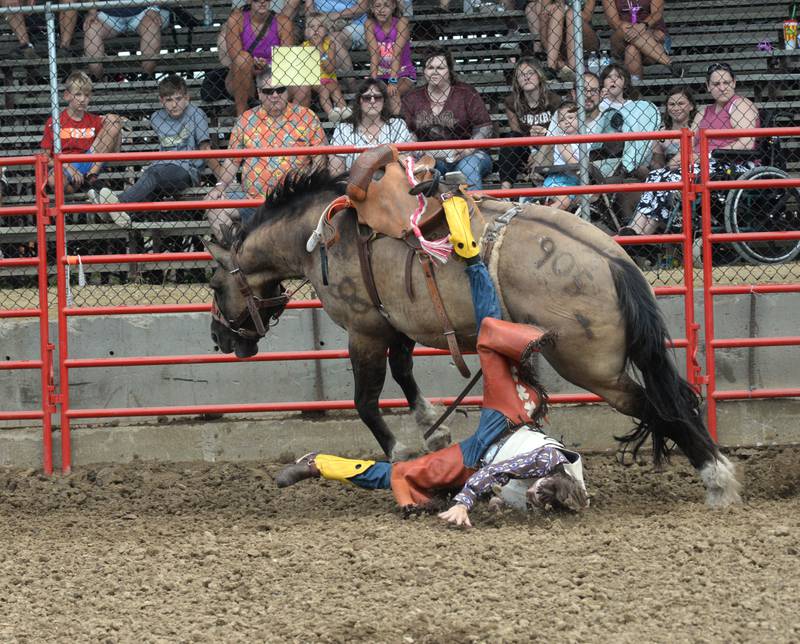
[452,446,568,510]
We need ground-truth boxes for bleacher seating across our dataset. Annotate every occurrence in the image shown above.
[1,0,798,280]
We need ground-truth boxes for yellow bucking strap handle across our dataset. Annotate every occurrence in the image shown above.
[443,195,479,259]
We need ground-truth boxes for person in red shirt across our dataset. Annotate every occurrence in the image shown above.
[40,71,123,195]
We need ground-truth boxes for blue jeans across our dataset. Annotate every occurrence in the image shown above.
[350,406,508,489]
[466,262,501,334]
[351,462,392,489]
[435,151,493,190]
[352,260,506,486]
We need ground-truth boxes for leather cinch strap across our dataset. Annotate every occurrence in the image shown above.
[355,222,388,319]
[417,252,471,378]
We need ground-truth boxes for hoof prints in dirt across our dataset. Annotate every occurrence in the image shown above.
[0,448,799,642]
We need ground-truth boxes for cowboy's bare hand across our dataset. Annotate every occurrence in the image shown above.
[438,503,472,527]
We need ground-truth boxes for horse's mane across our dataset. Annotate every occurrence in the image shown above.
[231,169,346,247]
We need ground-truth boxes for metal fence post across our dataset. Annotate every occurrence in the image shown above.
[571,0,590,220]
[45,2,60,154]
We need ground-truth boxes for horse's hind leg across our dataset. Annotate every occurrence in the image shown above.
[586,370,740,507]
[349,333,411,461]
[388,333,452,452]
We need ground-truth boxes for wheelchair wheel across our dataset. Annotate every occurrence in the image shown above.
[724,166,800,264]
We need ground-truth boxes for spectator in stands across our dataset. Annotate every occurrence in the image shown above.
[328,78,414,175]
[598,62,660,180]
[93,75,223,228]
[1,0,77,57]
[40,71,123,196]
[651,85,696,169]
[401,48,494,190]
[599,61,633,111]
[305,0,369,90]
[529,0,600,81]
[302,13,352,123]
[365,0,415,115]
[539,101,581,211]
[232,0,303,20]
[621,63,759,236]
[221,0,295,116]
[205,70,327,241]
[499,57,560,192]
[536,71,602,171]
[84,6,170,80]
[602,0,679,83]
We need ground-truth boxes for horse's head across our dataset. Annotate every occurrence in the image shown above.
[207,240,289,359]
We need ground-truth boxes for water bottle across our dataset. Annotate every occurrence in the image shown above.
[600,50,612,71]
[785,1,798,49]
[203,1,214,27]
[587,50,599,74]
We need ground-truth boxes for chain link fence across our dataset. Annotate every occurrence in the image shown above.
[0,0,798,311]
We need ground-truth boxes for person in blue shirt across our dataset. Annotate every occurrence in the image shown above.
[94,75,222,227]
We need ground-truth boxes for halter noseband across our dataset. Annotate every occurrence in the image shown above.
[211,245,292,341]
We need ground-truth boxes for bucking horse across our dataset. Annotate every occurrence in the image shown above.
[206,150,740,507]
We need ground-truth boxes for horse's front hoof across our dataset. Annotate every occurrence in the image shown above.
[425,427,452,453]
[390,443,415,462]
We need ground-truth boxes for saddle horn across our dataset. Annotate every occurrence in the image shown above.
[346,144,399,202]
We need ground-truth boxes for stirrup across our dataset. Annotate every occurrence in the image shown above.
[442,171,468,186]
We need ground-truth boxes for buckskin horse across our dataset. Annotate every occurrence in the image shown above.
[206,167,740,507]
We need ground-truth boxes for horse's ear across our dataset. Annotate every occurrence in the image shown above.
[204,237,233,271]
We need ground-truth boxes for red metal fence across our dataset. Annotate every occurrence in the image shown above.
[698,127,800,440]
[3,126,798,473]
[0,155,54,473]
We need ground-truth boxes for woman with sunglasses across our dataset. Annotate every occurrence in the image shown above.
[328,78,414,175]
[621,63,759,236]
[401,48,494,190]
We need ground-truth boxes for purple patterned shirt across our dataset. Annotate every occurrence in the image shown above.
[453,446,568,510]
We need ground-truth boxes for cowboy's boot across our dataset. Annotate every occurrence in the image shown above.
[276,453,320,488]
[443,195,480,259]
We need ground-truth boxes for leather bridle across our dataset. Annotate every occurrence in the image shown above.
[210,245,304,341]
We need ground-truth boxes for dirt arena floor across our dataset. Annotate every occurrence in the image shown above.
[1,446,799,643]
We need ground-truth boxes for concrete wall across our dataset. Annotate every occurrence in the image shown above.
[1,291,799,468]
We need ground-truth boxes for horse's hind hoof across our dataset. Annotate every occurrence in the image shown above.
[425,428,452,453]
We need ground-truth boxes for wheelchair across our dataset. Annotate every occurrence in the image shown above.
[589,109,800,266]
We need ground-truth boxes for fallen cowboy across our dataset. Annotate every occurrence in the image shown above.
[277,188,589,526]
[276,427,589,527]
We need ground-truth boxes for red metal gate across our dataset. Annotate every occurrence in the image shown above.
[5,130,708,473]
[0,155,55,474]
[698,126,800,441]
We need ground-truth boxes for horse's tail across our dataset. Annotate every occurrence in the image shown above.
[609,257,719,469]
